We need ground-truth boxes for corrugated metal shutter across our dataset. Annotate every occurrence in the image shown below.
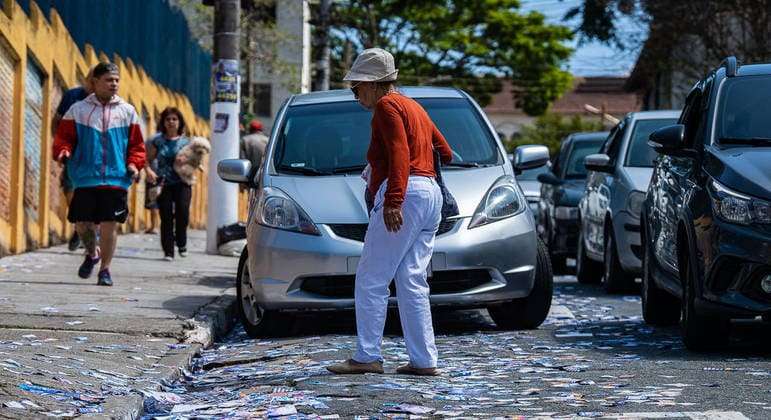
[0,46,14,224]
[24,58,44,224]
[49,76,65,222]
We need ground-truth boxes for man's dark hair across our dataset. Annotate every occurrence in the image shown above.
[92,62,119,79]
[157,107,187,136]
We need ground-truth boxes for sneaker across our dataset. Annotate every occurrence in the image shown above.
[178,249,188,258]
[67,233,81,251]
[97,269,113,286]
[326,359,384,375]
[163,255,174,262]
[78,254,100,279]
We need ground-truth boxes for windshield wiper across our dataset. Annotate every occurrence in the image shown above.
[277,164,331,176]
[444,162,481,168]
[331,164,368,174]
[718,137,771,146]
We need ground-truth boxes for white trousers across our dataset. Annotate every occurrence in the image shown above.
[353,176,442,368]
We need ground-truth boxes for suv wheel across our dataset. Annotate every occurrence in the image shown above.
[602,229,634,293]
[680,248,729,351]
[576,229,602,284]
[641,228,680,325]
[237,248,293,338]
[488,238,553,330]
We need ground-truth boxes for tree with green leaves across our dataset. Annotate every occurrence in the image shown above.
[323,0,575,115]
[505,113,603,155]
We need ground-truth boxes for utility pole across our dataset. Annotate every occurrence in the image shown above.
[314,0,331,91]
[205,0,241,254]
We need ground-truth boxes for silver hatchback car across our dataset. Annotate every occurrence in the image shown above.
[218,87,553,337]
[577,110,680,292]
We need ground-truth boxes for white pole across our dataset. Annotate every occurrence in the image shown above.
[206,0,241,254]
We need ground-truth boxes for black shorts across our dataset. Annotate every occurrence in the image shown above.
[68,187,129,223]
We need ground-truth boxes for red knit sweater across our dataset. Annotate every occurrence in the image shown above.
[367,92,453,209]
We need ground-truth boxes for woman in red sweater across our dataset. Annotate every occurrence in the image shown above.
[327,48,453,376]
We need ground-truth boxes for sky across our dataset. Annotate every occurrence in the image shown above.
[520,0,646,77]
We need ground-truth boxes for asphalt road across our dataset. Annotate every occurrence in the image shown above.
[143,275,771,419]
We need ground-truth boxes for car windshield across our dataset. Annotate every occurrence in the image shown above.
[273,97,501,175]
[625,118,678,167]
[517,165,548,181]
[716,75,771,146]
[565,140,604,178]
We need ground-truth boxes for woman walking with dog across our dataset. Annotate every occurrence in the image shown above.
[145,107,192,261]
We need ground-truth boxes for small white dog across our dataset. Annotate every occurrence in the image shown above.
[173,136,211,185]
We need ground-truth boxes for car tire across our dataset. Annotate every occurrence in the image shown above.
[576,229,602,284]
[641,228,680,326]
[680,248,729,351]
[602,229,634,294]
[488,238,553,330]
[237,247,293,338]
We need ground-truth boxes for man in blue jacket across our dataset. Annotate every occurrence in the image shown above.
[53,63,146,286]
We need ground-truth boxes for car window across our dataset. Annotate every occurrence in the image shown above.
[274,97,501,175]
[624,118,679,167]
[565,140,604,178]
[602,120,625,161]
[715,75,771,145]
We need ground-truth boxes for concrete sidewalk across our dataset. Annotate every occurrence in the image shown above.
[0,230,238,418]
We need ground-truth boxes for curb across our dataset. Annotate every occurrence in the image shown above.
[95,292,237,420]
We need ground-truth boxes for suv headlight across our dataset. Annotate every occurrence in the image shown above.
[469,176,526,229]
[710,179,771,225]
[255,187,321,235]
[627,190,646,219]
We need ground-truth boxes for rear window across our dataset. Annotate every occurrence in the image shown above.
[625,118,678,167]
[565,140,603,178]
[273,97,501,175]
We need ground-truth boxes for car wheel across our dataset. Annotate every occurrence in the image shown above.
[576,228,602,284]
[488,238,553,330]
[237,247,293,338]
[680,248,729,351]
[602,229,634,294]
[641,229,680,326]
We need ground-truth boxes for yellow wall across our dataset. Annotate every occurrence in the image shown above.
[0,0,212,254]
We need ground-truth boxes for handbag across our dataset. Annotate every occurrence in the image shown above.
[433,149,460,221]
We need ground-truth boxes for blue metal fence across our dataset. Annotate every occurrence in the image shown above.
[18,0,211,117]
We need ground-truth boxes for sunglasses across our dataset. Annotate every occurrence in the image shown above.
[350,82,362,98]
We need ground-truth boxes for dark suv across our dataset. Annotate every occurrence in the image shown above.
[641,57,771,350]
[537,132,607,273]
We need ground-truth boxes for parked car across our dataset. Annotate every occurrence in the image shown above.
[218,87,553,337]
[641,57,771,350]
[537,132,607,274]
[577,110,680,292]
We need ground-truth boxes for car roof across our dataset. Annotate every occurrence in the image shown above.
[568,131,609,142]
[289,86,466,106]
[628,109,681,120]
[734,62,771,77]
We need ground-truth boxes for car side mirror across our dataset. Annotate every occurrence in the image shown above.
[584,153,613,173]
[537,171,563,186]
[648,124,685,154]
[217,159,253,184]
[513,145,549,173]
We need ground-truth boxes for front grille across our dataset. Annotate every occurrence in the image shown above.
[329,220,456,242]
[299,269,492,299]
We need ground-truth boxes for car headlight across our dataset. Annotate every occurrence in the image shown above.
[626,191,646,219]
[469,176,526,229]
[255,187,320,235]
[555,206,579,220]
[710,179,771,225]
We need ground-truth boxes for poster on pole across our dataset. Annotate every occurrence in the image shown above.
[212,59,239,103]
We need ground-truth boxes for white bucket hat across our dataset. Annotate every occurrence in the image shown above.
[343,48,398,82]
